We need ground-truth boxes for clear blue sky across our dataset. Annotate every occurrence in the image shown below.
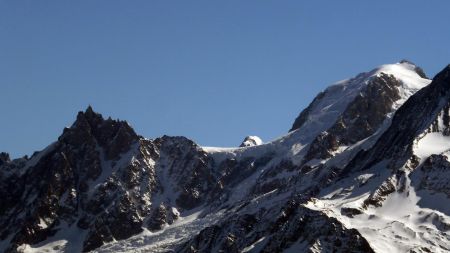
[1,0,450,158]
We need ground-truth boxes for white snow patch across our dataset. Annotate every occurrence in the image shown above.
[355,173,375,186]
[307,170,450,253]
[17,222,88,253]
[374,62,430,91]
[37,218,48,229]
[414,132,450,159]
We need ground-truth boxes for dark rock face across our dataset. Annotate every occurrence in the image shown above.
[155,136,217,210]
[62,106,139,160]
[344,65,450,173]
[0,152,10,166]
[412,154,450,198]
[178,198,374,253]
[363,174,398,208]
[146,203,179,231]
[216,153,275,189]
[249,159,298,197]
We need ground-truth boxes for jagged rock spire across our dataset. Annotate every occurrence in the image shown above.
[72,105,104,131]
[0,152,10,166]
[60,106,139,160]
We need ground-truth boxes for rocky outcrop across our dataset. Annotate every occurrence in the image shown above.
[412,154,450,198]
[239,136,263,147]
[363,174,398,208]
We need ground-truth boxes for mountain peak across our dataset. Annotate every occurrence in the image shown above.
[399,59,415,64]
[84,104,96,117]
[396,60,428,79]
[73,105,104,130]
[289,62,430,133]
[398,59,421,68]
[373,61,428,81]
[60,107,139,159]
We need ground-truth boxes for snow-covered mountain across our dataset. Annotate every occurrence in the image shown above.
[1,61,449,253]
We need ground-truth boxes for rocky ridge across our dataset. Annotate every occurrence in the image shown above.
[1,61,449,253]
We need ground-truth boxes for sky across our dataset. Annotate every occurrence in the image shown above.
[1,0,450,158]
